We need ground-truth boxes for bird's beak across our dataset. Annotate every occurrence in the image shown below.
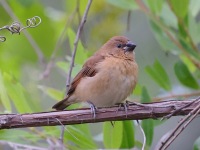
[124,41,136,52]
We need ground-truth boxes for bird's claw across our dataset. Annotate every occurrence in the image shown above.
[117,101,129,118]
[87,101,97,118]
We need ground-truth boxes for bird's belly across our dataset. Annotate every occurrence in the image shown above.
[75,63,136,107]
[91,74,135,107]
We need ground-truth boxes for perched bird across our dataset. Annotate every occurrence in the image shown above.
[52,36,138,112]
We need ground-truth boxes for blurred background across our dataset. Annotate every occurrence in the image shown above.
[0,0,200,149]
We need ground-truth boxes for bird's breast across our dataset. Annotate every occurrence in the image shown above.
[74,57,138,107]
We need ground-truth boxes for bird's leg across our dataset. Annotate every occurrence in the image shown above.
[87,101,97,118]
[116,101,129,118]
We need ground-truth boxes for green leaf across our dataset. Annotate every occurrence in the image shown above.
[0,129,39,142]
[133,84,142,95]
[3,73,32,113]
[147,0,164,15]
[0,71,11,112]
[180,55,196,73]
[56,61,69,73]
[178,20,188,39]
[106,0,138,10]
[38,86,64,100]
[142,119,154,147]
[160,4,177,29]
[194,136,200,150]
[174,61,199,89]
[56,61,82,78]
[103,121,123,148]
[150,21,179,54]
[65,124,97,149]
[168,0,189,19]
[179,38,200,61]
[141,87,154,146]
[141,87,151,103]
[145,60,171,91]
[120,121,135,148]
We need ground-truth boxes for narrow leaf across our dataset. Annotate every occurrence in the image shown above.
[120,121,135,148]
[168,0,189,19]
[194,136,200,150]
[174,61,199,89]
[38,85,64,100]
[141,86,151,103]
[3,73,32,113]
[150,21,179,54]
[141,87,154,146]
[145,60,171,91]
[65,124,97,149]
[147,0,164,15]
[103,121,123,149]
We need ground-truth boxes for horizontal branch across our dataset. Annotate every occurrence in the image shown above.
[0,100,199,129]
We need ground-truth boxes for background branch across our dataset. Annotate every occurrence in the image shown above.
[66,0,93,92]
[157,97,200,150]
[0,99,199,130]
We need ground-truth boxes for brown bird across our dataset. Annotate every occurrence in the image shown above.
[52,36,138,113]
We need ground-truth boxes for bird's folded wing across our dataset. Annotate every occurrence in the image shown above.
[67,54,105,96]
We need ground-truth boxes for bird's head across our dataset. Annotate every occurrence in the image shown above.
[98,36,137,60]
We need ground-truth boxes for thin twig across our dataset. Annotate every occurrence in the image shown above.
[157,97,200,150]
[65,0,93,92]
[0,0,45,64]
[163,105,200,149]
[162,97,200,119]
[61,0,93,144]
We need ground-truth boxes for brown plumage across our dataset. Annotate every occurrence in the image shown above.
[52,36,138,110]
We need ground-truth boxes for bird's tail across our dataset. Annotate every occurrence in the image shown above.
[52,97,71,110]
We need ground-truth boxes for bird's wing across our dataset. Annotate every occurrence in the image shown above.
[67,54,105,96]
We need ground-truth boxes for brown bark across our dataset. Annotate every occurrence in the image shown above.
[0,100,199,129]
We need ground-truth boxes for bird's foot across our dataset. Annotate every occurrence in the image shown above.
[87,101,97,118]
[116,101,129,118]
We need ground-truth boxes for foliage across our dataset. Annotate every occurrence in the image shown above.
[0,0,199,149]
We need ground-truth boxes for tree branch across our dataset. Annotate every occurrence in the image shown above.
[0,99,199,130]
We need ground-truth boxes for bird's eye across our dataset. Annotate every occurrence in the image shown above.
[117,44,122,48]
